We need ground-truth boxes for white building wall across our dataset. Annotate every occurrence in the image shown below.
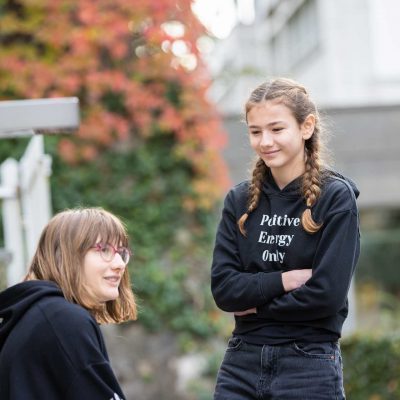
[208,0,400,112]
[310,0,400,107]
[302,0,374,106]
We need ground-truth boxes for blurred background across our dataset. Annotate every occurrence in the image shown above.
[1,0,400,399]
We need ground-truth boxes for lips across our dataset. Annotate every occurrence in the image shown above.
[104,276,121,285]
[261,149,280,156]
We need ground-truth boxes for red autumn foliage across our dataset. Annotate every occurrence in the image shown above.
[0,0,230,208]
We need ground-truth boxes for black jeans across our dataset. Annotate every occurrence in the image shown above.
[214,337,345,400]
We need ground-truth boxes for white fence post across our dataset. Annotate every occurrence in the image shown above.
[19,136,52,263]
[0,159,26,286]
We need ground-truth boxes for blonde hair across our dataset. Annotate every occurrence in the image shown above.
[238,78,325,235]
[25,207,137,324]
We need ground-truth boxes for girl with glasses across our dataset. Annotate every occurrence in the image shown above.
[0,207,136,400]
[211,78,360,399]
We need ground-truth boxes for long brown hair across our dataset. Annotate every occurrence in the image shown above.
[238,78,326,235]
[25,207,137,324]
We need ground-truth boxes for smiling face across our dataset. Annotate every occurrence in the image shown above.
[82,240,126,304]
[247,100,315,186]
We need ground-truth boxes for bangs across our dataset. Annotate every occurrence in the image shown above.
[94,220,128,247]
[63,208,129,253]
[88,211,129,248]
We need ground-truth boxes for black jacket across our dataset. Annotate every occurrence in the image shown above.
[211,170,360,344]
[0,280,125,399]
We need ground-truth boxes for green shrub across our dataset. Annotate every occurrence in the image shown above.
[0,133,221,339]
[357,229,400,293]
[342,335,400,399]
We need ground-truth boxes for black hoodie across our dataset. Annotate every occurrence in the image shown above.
[211,170,360,344]
[0,280,125,400]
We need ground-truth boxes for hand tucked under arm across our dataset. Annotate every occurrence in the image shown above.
[282,269,312,291]
[234,308,257,316]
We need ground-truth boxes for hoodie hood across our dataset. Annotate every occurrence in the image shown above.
[327,170,360,199]
[0,280,63,351]
[262,169,360,199]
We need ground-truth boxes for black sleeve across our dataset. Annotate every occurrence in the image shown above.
[257,208,360,321]
[211,190,285,312]
[66,362,125,400]
[43,304,127,400]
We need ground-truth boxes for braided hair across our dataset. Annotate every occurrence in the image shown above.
[238,78,325,236]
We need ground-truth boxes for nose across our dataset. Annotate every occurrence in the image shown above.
[111,253,126,270]
[260,131,273,147]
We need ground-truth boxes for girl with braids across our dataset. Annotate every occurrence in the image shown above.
[211,78,360,399]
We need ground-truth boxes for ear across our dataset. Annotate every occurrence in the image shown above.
[301,114,316,140]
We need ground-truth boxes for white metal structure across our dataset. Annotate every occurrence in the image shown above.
[0,97,79,138]
[0,97,79,286]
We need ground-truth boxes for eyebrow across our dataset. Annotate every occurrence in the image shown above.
[248,121,285,129]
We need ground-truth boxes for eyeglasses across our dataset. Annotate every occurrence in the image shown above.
[91,243,131,264]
